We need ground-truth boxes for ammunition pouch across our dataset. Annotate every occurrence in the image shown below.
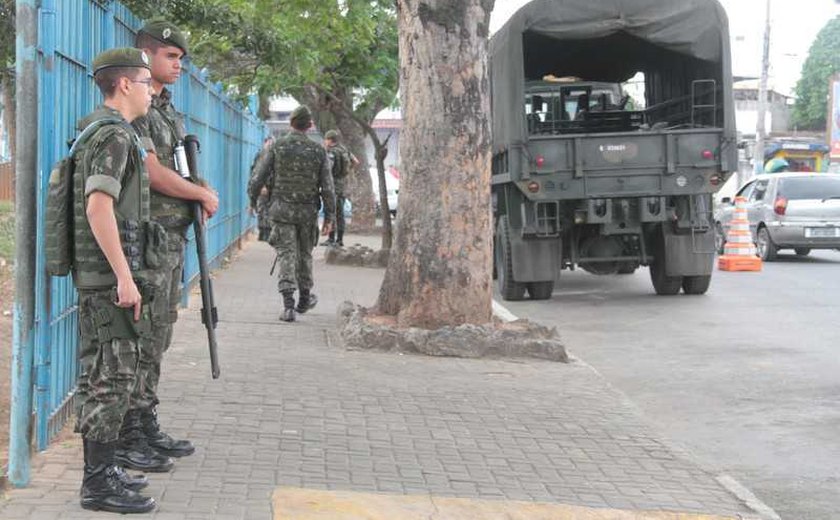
[120,220,168,271]
[79,291,150,343]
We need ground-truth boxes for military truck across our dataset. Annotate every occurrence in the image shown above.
[490,0,737,300]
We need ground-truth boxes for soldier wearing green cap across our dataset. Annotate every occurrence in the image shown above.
[248,106,336,322]
[67,47,162,514]
[322,129,355,247]
[113,19,217,472]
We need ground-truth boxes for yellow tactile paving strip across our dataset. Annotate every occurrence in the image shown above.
[272,488,741,520]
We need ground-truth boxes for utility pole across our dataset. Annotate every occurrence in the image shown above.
[753,0,772,177]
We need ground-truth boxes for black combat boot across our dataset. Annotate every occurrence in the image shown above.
[84,438,149,491]
[296,289,318,314]
[336,230,345,247]
[280,290,296,322]
[80,439,156,514]
[115,410,175,473]
[141,406,195,458]
[322,230,336,247]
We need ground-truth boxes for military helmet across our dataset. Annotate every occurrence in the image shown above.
[138,18,189,56]
[764,157,790,173]
[324,129,341,141]
[93,48,152,74]
[290,105,313,126]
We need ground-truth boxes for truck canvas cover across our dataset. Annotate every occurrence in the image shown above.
[490,0,736,156]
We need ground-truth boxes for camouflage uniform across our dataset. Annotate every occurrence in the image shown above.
[248,107,335,313]
[73,106,161,443]
[325,135,352,244]
[131,86,191,413]
[250,147,273,241]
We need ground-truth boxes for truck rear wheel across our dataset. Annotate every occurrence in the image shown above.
[682,275,712,295]
[496,216,527,301]
[649,232,683,296]
[527,281,554,300]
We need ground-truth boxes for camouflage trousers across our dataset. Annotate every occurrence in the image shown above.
[335,195,346,234]
[334,178,346,233]
[269,218,318,293]
[131,229,186,412]
[75,289,146,442]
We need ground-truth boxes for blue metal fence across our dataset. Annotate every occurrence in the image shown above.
[9,0,263,485]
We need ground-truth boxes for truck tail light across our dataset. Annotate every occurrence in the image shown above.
[535,155,545,168]
[774,197,788,215]
[702,149,714,160]
[710,174,722,187]
[527,181,540,193]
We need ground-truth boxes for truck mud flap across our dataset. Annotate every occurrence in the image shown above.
[663,231,714,277]
[511,233,562,283]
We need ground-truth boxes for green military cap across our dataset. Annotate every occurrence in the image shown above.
[324,129,341,140]
[93,48,151,74]
[290,105,312,125]
[138,18,189,56]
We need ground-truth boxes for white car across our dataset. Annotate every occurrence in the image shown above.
[369,167,399,215]
[715,173,840,260]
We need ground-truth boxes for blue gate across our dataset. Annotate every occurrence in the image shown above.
[9,0,263,485]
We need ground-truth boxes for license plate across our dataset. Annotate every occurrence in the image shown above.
[805,227,840,238]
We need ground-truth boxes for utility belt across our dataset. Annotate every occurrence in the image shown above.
[74,220,169,290]
[79,281,160,343]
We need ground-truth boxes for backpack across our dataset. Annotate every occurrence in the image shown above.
[46,118,123,276]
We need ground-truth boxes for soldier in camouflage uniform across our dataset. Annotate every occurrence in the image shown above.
[251,138,274,241]
[113,19,219,471]
[248,106,335,322]
[323,130,352,247]
[70,48,161,514]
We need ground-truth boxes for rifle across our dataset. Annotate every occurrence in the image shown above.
[177,135,221,379]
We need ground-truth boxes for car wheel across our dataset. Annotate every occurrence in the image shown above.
[495,216,526,301]
[794,248,811,257]
[756,226,777,261]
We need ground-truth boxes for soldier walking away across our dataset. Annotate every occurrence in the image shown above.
[68,48,162,514]
[322,129,353,247]
[116,19,219,472]
[251,137,274,241]
[248,105,335,322]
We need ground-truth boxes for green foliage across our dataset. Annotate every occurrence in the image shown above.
[121,0,399,120]
[0,200,14,262]
[793,16,840,130]
[0,0,14,82]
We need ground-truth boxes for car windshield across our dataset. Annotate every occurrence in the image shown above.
[778,177,840,200]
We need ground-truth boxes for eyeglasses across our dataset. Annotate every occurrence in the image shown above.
[130,78,153,87]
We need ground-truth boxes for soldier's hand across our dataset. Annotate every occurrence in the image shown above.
[200,186,220,218]
[321,219,333,236]
[116,277,143,322]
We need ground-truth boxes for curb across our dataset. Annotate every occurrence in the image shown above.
[490,299,783,520]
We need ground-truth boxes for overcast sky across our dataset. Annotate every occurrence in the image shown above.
[488,0,840,96]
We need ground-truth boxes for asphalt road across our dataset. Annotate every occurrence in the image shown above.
[500,250,840,520]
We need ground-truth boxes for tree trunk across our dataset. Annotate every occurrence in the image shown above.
[378,0,495,328]
[373,135,393,250]
[334,111,376,230]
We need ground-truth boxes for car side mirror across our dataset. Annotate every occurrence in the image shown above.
[721,197,732,205]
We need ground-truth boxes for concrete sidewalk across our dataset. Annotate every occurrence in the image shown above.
[0,235,760,519]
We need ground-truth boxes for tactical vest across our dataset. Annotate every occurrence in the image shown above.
[331,144,351,180]
[142,93,194,229]
[270,132,324,205]
[71,111,158,289]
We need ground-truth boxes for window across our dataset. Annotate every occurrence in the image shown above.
[751,180,769,202]
[736,181,755,200]
[778,176,840,200]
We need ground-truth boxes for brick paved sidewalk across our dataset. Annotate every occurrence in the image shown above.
[0,235,759,519]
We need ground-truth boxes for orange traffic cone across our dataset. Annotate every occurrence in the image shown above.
[718,196,762,272]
